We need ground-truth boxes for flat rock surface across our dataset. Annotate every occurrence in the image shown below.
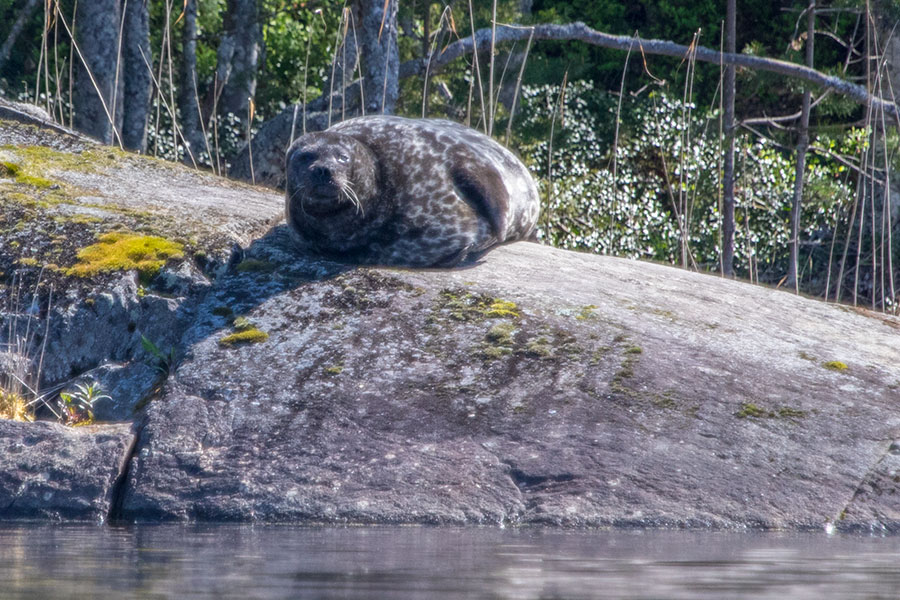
[121,230,900,530]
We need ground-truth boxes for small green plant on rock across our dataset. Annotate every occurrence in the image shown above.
[141,335,176,376]
[59,381,110,426]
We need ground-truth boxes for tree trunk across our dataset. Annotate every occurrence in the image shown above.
[179,0,206,165]
[0,0,40,75]
[722,0,736,277]
[788,1,815,292]
[120,0,151,152]
[215,0,262,119]
[73,0,122,145]
[356,0,399,115]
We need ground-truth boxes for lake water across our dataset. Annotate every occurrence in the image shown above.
[1,524,899,599]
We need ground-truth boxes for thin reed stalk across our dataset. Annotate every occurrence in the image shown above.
[612,35,635,221]
[248,98,255,184]
[487,0,497,136]
[467,0,487,133]
[505,27,533,146]
[422,6,453,119]
[544,70,568,234]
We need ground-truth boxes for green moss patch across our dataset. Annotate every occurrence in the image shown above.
[823,360,848,372]
[576,305,598,320]
[485,299,519,319]
[524,337,553,359]
[486,322,516,346]
[1,160,55,188]
[736,403,768,418]
[434,290,521,322]
[65,232,184,281]
[323,363,344,376]
[218,328,269,347]
[212,305,234,317]
[737,403,807,420]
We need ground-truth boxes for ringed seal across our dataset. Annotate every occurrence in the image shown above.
[284,115,540,267]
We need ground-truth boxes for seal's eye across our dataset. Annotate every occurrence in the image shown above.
[336,153,350,164]
[294,151,315,163]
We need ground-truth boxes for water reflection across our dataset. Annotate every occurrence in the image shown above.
[0,525,899,599]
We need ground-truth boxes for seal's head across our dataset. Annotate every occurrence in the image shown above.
[285,131,380,251]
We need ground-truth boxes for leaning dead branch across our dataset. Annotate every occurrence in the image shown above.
[399,21,900,121]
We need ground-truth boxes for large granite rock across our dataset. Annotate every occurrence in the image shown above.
[3,116,900,530]
[119,229,900,530]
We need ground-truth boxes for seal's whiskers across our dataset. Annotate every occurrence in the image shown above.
[342,183,364,216]
[290,186,311,218]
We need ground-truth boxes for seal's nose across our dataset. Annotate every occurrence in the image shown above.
[311,165,332,183]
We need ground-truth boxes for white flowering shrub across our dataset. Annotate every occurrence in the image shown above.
[513,81,857,282]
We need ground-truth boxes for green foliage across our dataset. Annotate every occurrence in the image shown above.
[59,381,110,425]
[141,334,176,376]
[513,81,857,284]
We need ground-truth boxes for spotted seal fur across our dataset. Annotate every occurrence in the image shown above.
[284,115,540,267]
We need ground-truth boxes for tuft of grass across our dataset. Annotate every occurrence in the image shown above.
[0,390,32,422]
[66,232,184,282]
[219,328,269,347]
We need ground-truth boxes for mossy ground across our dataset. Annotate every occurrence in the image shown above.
[0,142,235,306]
[432,290,521,323]
[0,145,190,303]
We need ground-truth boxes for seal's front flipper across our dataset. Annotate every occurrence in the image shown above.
[451,165,509,240]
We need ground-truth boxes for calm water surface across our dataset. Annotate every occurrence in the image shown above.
[1,524,899,599]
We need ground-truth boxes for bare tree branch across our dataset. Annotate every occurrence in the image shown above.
[400,21,900,120]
